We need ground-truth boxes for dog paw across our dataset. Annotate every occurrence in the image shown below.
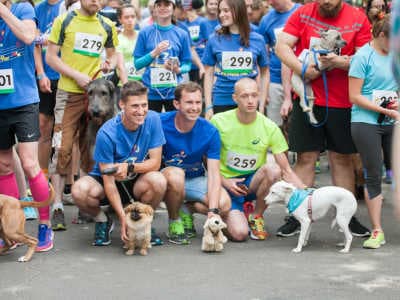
[336,242,345,247]
[339,248,350,254]
[292,248,302,253]
[140,249,148,256]
[17,256,28,262]
[125,249,134,256]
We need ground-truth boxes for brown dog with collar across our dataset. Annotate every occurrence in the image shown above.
[0,184,55,262]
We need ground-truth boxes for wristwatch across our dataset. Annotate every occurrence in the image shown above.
[127,161,135,175]
[208,208,220,214]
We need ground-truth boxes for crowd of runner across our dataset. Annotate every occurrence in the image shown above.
[0,0,398,253]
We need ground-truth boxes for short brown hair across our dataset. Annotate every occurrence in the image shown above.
[174,81,203,101]
[120,81,148,102]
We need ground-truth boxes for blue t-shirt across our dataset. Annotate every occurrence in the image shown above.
[183,16,207,71]
[0,3,39,110]
[35,0,63,81]
[161,111,221,178]
[258,3,301,84]
[349,43,399,125]
[202,31,269,106]
[199,18,219,44]
[134,24,192,101]
[90,110,166,176]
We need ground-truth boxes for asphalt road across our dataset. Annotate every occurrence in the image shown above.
[1,157,400,300]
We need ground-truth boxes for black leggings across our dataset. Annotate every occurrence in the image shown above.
[351,122,394,199]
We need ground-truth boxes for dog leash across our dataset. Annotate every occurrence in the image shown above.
[300,48,331,128]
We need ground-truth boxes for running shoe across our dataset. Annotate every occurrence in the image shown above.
[36,224,54,252]
[363,230,385,249]
[243,201,255,221]
[276,216,301,237]
[20,196,37,220]
[52,208,67,231]
[384,170,393,184]
[167,220,190,245]
[179,210,196,238]
[92,213,114,246]
[315,160,321,174]
[248,214,268,240]
[151,228,163,246]
[349,216,370,237]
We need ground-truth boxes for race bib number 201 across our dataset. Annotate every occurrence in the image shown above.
[0,69,15,94]
[226,151,258,173]
[73,33,103,57]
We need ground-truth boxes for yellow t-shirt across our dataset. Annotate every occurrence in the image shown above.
[211,109,288,178]
[48,10,118,93]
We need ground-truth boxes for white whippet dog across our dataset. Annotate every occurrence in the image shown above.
[265,180,357,253]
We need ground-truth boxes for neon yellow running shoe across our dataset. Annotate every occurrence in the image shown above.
[179,210,196,238]
[363,230,385,249]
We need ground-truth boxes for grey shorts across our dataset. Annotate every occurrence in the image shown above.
[184,175,208,203]
[267,83,284,126]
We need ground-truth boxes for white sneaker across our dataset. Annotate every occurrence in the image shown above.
[62,192,74,205]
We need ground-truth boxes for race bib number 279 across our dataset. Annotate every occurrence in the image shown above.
[73,33,103,57]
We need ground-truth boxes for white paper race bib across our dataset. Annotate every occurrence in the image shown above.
[221,51,253,74]
[372,90,398,105]
[226,151,258,173]
[125,62,142,81]
[0,69,15,94]
[73,32,103,57]
[150,68,177,88]
[188,25,200,41]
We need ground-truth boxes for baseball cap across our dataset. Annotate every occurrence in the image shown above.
[155,0,176,5]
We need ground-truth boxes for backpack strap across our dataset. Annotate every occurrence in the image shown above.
[57,10,77,45]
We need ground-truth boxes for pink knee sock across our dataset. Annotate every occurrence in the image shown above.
[0,173,20,199]
[28,171,50,221]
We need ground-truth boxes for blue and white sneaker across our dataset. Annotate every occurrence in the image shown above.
[36,224,54,252]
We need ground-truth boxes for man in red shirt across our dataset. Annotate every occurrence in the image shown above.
[275,0,372,237]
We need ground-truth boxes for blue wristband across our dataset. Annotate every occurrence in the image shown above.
[205,105,213,112]
[36,73,46,80]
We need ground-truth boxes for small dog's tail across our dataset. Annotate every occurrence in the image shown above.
[20,184,55,208]
[331,218,337,229]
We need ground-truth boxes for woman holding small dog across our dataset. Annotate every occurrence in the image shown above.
[202,0,268,119]
[349,15,399,249]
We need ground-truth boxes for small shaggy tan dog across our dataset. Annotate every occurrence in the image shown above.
[123,202,154,256]
[201,216,228,252]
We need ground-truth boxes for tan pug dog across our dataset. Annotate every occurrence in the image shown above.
[0,184,55,262]
[124,202,154,256]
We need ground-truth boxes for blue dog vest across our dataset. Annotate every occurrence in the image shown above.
[287,189,315,214]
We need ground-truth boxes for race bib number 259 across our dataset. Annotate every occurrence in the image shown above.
[226,151,258,173]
